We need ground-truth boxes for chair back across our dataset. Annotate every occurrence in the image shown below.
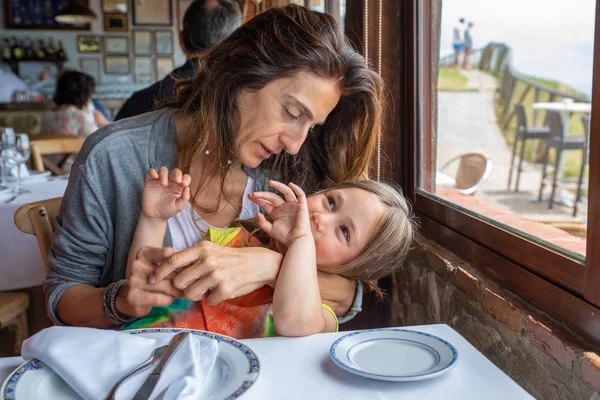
[514,103,528,130]
[546,110,564,141]
[30,137,85,174]
[455,153,492,195]
[14,197,62,274]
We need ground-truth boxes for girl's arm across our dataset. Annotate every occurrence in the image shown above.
[250,181,337,336]
[126,167,190,277]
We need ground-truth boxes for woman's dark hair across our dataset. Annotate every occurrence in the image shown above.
[53,70,96,109]
[167,4,383,214]
[182,0,241,53]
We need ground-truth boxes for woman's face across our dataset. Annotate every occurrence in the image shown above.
[307,188,383,269]
[234,72,341,168]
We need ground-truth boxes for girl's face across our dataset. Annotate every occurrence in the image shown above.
[307,188,383,270]
[234,72,341,168]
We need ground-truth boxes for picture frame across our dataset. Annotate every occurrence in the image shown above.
[102,0,128,13]
[155,31,174,56]
[77,35,102,53]
[104,56,130,75]
[104,12,129,32]
[5,0,91,30]
[134,57,154,83]
[103,36,129,55]
[156,57,174,80]
[133,31,152,56]
[133,0,173,26]
[80,58,101,84]
[177,0,193,29]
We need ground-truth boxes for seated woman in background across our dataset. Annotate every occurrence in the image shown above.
[40,70,110,136]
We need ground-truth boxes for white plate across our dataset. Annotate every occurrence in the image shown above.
[330,328,458,382]
[1,328,260,400]
[3,171,51,184]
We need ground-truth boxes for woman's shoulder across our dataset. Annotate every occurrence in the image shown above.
[75,108,178,176]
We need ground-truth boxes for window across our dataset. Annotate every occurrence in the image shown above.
[391,0,600,341]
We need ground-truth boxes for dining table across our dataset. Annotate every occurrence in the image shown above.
[0,176,68,291]
[0,324,533,399]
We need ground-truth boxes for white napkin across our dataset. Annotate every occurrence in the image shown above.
[21,326,218,400]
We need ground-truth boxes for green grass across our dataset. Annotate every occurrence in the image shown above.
[438,67,474,92]
[496,74,589,179]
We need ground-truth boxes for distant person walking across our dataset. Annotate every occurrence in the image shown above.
[462,22,474,69]
[452,17,465,68]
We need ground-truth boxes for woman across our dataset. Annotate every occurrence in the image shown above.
[45,5,383,328]
[40,70,109,137]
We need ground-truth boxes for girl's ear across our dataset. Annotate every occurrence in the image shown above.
[276,241,288,254]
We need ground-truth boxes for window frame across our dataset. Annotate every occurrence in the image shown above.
[395,0,600,343]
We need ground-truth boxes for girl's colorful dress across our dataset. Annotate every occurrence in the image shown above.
[124,227,338,338]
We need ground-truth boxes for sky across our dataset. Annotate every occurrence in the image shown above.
[439,0,596,96]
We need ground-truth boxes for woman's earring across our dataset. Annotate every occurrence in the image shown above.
[205,150,210,155]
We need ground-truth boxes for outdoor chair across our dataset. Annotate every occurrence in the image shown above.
[507,103,551,192]
[537,111,587,211]
[30,137,85,175]
[437,152,493,195]
[573,115,591,217]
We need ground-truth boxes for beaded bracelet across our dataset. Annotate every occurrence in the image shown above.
[103,279,134,326]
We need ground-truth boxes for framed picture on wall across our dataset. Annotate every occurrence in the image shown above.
[5,0,91,30]
[104,12,129,32]
[104,56,130,75]
[133,31,152,56]
[102,0,128,13]
[104,37,129,55]
[155,31,173,56]
[177,0,193,28]
[80,58,101,83]
[134,57,154,83]
[77,35,102,53]
[133,0,173,26]
[156,57,174,80]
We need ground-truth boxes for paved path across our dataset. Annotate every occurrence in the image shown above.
[436,69,587,222]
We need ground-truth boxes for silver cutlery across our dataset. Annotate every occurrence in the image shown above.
[105,345,169,400]
[4,193,20,204]
[132,332,190,400]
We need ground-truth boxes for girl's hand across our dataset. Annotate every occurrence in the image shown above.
[142,167,191,222]
[248,180,312,247]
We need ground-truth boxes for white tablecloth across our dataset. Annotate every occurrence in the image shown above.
[0,179,68,291]
[0,325,533,399]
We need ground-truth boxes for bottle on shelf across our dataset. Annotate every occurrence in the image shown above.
[24,37,34,60]
[11,37,24,60]
[35,39,46,60]
[1,38,12,62]
[57,40,67,62]
[46,37,56,60]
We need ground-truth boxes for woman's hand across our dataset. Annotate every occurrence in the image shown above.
[248,180,312,247]
[149,241,283,305]
[142,167,191,222]
[116,247,185,317]
[93,109,111,127]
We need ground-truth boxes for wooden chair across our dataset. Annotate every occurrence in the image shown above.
[14,197,62,274]
[437,153,493,195]
[30,137,85,176]
[0,292,29,354]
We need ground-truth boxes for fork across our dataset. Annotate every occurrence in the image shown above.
[105,345,169,400]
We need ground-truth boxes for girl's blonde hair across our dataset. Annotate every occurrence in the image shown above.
[239,180,417,300]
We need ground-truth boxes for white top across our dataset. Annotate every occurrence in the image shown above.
[0,324,533,399]
[168,175,259,250]
[453,22,465,45]
[532,102,591,113]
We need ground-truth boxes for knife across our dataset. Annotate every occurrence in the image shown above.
[132,331,190,400]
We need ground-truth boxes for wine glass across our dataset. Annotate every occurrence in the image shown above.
[11,134,31,195]
[0,127,16,191]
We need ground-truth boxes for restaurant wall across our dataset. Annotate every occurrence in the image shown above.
[0,0,186,95]
[395,239,600,399]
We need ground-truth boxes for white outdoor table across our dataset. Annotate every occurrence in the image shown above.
[0,178,68,291]
[0,324,533,399]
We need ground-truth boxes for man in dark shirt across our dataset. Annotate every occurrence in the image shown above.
[115,0,241,120]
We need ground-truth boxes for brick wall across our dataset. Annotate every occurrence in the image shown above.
[392,239,600,399]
